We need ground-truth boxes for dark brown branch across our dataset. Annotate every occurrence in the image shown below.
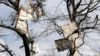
[0,25,30,56]
[72,0,76,21]
[80,27,95,32]
[77,1,93,13]
[0,0,20,11]
[0,44,13,56]
[75,0,82,10]
[94,15,98,27]
[66,0,72,21]
[89,1,99,10]
[80,15,98,32]
[0,1,11,7]
[86,16,97,24]
[8,0,15,6]
[14,0,20,11]
[76,32,85,49]
[0,1,15,10]
[89,6,100,12]
[78,1,91,26]
[77,50,83,56]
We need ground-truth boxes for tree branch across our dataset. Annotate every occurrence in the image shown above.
[75,0,82,10]
[0,25,30,56]
[0,44,13,56]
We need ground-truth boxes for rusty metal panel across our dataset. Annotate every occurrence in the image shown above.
[55,38,72,52]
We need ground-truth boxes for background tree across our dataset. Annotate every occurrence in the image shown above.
[40,0,100,56]
[64,0,100,56]
[0,1,30,55]
[0,0,45,56]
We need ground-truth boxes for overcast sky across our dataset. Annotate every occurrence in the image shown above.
[0,0,100,56]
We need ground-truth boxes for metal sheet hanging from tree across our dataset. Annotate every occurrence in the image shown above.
[16,20,28,36]
[69,33,78,41]
[19,8,34,20]
[55,38,72,52]
[61,22,78,38]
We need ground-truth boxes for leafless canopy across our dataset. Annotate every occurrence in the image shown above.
[64,0,100,56]
[39,0,100,56]
[0,0,100,56]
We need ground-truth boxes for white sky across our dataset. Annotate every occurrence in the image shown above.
[0,0,100,56]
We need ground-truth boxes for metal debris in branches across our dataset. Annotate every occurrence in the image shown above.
[55,38,72,52]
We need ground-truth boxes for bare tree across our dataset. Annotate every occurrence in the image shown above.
[53,0,100,56]
[0,0,44,56]
[0,0,100,56]
[64,0,100,56]
[39,0,100,56]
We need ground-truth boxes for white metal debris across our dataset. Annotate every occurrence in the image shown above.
[61,22,77,38]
